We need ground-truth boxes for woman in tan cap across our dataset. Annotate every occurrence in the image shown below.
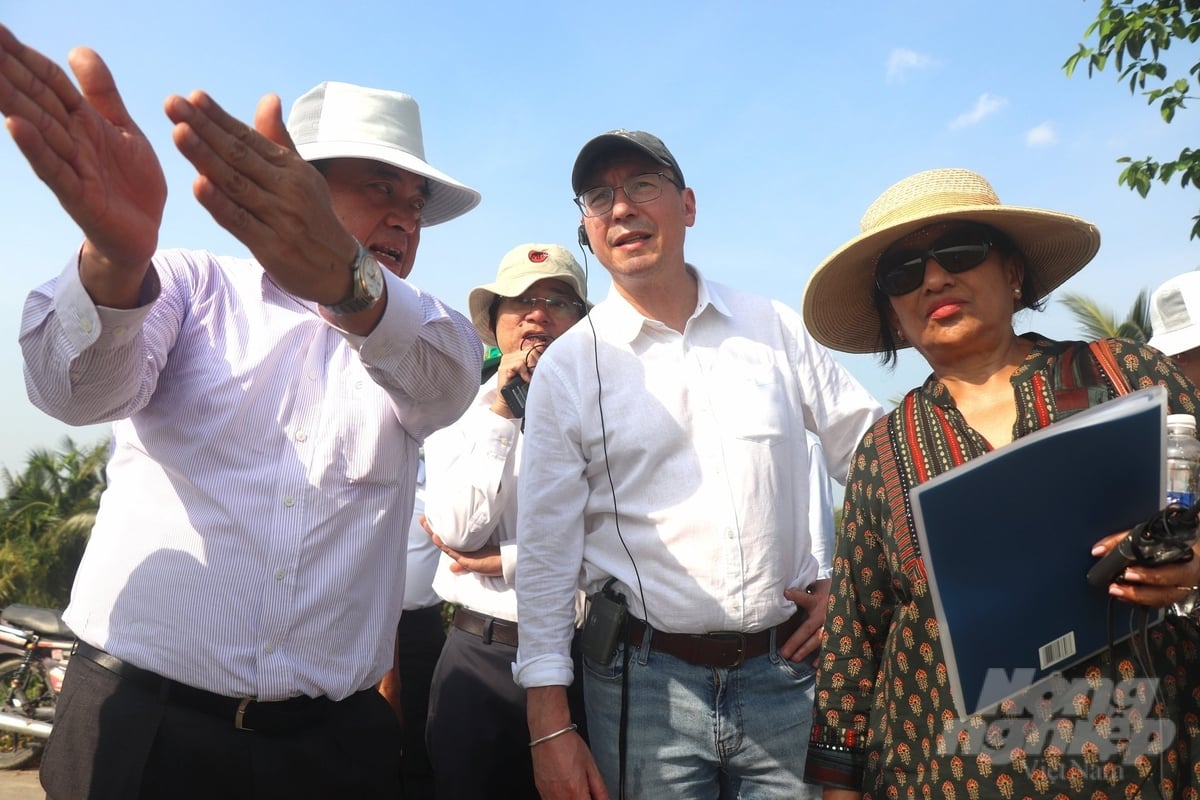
[801,168,1200,800]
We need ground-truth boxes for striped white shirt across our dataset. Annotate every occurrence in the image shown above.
[19,248,481,701]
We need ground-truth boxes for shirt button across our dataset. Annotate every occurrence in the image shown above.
[295,431,308,442]
[81,319,94,334]
[307,371,318,381]
[264,644,275,655]
[274,568,286,581]
[283,496,296,508]
[726,529,735,539]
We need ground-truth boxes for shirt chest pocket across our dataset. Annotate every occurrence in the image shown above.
[707,363,791,446]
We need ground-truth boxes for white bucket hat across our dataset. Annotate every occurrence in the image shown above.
[287,81,480,227]
[468,244,591,347]
[1149,271,1200,356]
[803,168,1101,354]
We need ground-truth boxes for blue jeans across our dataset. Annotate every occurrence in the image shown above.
[582,625,819,799]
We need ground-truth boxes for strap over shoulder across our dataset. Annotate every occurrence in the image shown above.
[1051,340,1131,413]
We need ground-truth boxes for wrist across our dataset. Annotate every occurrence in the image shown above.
[321,242,384,316]
[526,685,572,736]
[490,397,515,418]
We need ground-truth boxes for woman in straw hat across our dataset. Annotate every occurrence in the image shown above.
[801,168,1200,800]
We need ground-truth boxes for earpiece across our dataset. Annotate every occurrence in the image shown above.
[577,224,591,252]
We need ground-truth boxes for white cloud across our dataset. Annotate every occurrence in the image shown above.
[886,48,936,83]
[949,93,1009,129]
[1025,122,1057,147]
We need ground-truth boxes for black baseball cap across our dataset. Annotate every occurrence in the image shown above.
[571,130,686,195]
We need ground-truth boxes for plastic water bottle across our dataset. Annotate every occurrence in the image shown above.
[1166,413,1200,507]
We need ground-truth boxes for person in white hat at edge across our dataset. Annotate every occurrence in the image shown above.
[0,23,481,799]
[1149,271,1200,387]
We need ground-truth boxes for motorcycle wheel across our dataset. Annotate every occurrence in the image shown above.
[0,657,45,770]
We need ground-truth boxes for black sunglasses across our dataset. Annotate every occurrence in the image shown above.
[875,232,995,297]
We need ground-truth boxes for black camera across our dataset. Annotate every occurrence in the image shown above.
[1086,502,1200,588]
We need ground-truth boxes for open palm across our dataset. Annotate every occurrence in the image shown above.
[0,28,166,270]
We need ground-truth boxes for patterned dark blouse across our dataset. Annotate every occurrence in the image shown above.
[810,336,1200,800]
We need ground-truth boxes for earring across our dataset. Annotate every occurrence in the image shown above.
[1013,288,1022,298]
[895,328,905,341]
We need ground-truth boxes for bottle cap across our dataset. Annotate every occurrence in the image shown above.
[1168,413,1198,430]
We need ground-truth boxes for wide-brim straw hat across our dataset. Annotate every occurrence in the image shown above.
[802,168,1101,354]
[288,81,480,227]
[468,243,591,347]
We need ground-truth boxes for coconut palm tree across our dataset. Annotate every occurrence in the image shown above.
[1059,289,1152,343]
[0,437,109,607]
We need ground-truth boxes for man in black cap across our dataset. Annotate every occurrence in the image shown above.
[513,130,882,798]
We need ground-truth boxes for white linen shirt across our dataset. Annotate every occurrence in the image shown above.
[424,384,524,621]
[513,268,882,689]
[403,459,444,611]
[19,248,481,701]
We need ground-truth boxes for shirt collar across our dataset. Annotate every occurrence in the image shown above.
[598,264,732,343]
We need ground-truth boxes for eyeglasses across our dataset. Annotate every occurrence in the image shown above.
[499,295,585,319]
[574,172,681,217]
[875,231,995,296]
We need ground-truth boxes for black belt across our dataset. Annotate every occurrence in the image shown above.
[625,610,806,668]
[451,606,518,647]
[74,641,341,733]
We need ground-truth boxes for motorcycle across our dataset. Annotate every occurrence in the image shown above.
[0,604,74,769]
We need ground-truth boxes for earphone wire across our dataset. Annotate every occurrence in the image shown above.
[576,240,650,617]
[578,236,648,800]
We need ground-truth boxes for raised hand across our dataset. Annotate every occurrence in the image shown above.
[164,90,358,305]
[0,25,166,298]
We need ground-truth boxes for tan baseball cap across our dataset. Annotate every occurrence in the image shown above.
[468,244,591,346]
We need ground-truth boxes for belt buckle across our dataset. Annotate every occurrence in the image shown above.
[234,696,255,731]
[708,632,746,668]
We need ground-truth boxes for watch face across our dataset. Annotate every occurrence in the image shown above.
[358,250,385,300]
[324,245,385,315]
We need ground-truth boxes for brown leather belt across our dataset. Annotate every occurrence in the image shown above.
[625,610,806,668]
[452,606,519,648]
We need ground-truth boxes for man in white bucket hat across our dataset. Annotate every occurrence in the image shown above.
[0,23,481,798]
[1149,271,1200,387]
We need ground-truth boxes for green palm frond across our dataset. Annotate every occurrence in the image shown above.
[1060,290,1150,344]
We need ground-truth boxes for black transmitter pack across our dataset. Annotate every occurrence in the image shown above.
[581,579,628,664]
[500,376,530,418]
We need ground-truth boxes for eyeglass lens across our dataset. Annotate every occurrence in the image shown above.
[505,296,581,318]
[577,173,672,217]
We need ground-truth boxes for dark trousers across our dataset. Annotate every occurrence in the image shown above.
[426,622,587,800]
[394,603,445,800]
[40,649,403,800]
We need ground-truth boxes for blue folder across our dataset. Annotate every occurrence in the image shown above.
[910,385,1167,717]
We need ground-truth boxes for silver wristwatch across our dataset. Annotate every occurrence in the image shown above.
[321,243,384,316]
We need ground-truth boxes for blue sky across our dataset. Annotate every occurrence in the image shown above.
[0,1,1196,474]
